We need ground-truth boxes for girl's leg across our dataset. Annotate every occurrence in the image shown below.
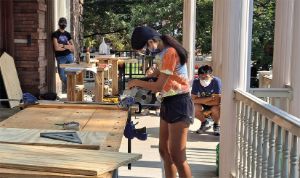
[159,119,177,178]
[169,121,192,178]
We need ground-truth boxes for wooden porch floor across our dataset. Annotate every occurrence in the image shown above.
[118,110,219,178]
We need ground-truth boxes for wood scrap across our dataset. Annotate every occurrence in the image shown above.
[0,52,22,108]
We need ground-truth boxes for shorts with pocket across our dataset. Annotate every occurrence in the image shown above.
[160,93,194,125]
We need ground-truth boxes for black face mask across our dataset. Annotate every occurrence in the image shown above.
[59,24,66,30]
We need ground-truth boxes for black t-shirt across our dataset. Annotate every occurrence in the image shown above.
[52,30,72,57]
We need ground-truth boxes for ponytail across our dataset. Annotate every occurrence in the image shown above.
[160,35,188,65]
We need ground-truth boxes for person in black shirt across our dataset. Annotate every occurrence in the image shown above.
[52,17,74,89]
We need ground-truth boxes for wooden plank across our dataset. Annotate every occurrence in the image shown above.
[0,143,142,176]
[0,107,96,130]
[25,103,124,110]
[0,52,22,108]
[0,128,108,150]
[83,109,127,151]
[0,168,98,178]
[60,63,96,69]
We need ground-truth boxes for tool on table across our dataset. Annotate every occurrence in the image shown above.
[118,78,160,113]
[55,121,80,131]
[40,131,82,144]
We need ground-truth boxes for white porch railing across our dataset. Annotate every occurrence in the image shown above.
[249,87,292,112]
[234,89,299,178]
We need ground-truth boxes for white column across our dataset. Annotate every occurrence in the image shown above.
[182,0,196,80]
[212,0,223,78]
[54,0,70,32]
[290,0,300,118]
[218,0,252,177]
[240,0,253,91]
[271,0,294,88]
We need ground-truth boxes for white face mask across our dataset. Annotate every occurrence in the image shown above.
[200,79,212,87]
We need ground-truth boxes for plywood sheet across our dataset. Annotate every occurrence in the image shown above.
[0,143,141,176]
[0,107,96,129]
[0,52,22,108]
[0,128,108,150]
[27,103,124,110]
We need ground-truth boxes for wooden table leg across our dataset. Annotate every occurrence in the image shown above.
[95,69,104,102]
[76,72,84,101]
[111,60,118,96]
[67,73,76,101]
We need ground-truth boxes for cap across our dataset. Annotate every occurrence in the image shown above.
[131,26,161,50]
[58,17,67,25]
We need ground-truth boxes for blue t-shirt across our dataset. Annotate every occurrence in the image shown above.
[191,77,222,97]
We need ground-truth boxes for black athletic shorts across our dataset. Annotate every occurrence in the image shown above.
[160,93,194,125]
[202,104,212,111]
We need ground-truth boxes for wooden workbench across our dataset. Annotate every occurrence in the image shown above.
[0,103,129,178]
[95,56,129,96]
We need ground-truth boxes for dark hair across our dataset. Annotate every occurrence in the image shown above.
[58,17,67,25]
[160,35,188,65]
[198,65,212,75]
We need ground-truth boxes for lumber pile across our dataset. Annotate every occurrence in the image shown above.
[0,143,141,176]
[0,104,139,177]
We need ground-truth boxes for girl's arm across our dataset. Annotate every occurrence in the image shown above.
[128,72,169,92]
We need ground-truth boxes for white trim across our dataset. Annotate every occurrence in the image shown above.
[182,0,196,81]
[290,0,300,118]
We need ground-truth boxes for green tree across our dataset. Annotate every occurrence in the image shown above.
[82,0,213,52]
[82,0,276,78]
[250,0,275,87]
[251,0,276,71]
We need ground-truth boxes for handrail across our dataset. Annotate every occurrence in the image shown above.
[234,89,300,137]
[248,88,293,99]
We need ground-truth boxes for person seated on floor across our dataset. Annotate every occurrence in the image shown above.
[191,65,221,136]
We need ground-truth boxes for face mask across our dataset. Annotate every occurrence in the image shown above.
[200,78,212,87]
[59,24,66,30]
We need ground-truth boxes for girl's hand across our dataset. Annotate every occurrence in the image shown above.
[128,79,140,89]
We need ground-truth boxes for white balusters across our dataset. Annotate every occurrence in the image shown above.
[262,118,269,177]
[234,89,300,178]
[243,105,249,175]
[256,114,263,178]
[268,122,275,177]
[290,135,299,178]
[236,101,242,177]
[247,108,253,177]
[274,126,282,178]
[282,130,289,178]
[239,102,246,177]
[251,111,258,178]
